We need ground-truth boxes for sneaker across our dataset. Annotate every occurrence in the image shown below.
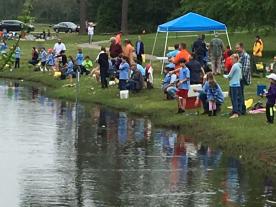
[177,108,185,114]
[213,110,217,116]
[229,114,239,119]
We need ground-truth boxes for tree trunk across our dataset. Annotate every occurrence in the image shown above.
[79,0,87,34]
[121,0,128,34]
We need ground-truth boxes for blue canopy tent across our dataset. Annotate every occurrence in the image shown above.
[151,12,231,73]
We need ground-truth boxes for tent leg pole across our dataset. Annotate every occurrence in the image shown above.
[161,31,169,74]
[151,31,158,64]
[225,30,232,50]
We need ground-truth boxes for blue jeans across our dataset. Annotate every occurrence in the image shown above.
[229,86,242,114]
[240,80,246,114]
[119,79,127,90]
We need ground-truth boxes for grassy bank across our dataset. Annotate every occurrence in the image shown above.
[1,32,276,167]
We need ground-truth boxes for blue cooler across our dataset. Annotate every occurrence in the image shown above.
[257,84,266,96]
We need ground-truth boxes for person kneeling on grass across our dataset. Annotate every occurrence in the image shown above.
[162,66,177,100]
[205,72,224,116]
[176,59,190,113]
[82,56,93,74]
[63,56,76,84]
[194,73,222,115]
[126,63,144,92]
[263,73,276,124]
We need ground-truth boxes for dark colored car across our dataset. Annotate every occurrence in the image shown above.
[53,22,80,33]
[0,20,34,32]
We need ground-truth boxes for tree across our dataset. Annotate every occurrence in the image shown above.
[121,0,128,34]
[18,0,35,23]
[79,0,87,34]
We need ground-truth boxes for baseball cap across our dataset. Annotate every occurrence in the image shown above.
[266,73,276,81]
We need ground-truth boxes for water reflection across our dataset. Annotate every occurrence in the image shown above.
[0,80,275,207]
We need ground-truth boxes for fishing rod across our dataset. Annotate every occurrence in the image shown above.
[74,65,81,140]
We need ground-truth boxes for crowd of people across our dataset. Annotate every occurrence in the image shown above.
[23,34,153,92]
[161,34,276,123]
[1,31,276,124]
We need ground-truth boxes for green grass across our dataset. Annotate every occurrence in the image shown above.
[1,32,276,168]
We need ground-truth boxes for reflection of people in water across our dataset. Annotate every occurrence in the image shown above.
[221,157,245,206]
[133,118,145,142]
[31,87,39,100]
[118,112,128,145]
[170,134,187,192]
[161,130,176,157]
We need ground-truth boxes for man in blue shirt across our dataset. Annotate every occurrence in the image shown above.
[176,59,190,113]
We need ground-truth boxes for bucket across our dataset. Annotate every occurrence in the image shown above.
[120,90,129,99]
[257,84,266,96]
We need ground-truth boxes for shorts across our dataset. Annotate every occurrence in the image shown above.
[176,89,188,98]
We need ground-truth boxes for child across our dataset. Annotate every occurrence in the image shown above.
[224,49,233,74]
[39,47,47,71]
[14,45,21,69]
[205,72,224,116]
[264,73,276,124]
[46,48,55,71]
[145,64,154,89]
[82,56,93,74]
[176,58,190,113]
[64,56,76,84]
[118,56,130,90]
[76,48,84,66]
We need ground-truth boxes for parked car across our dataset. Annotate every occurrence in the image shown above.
[0,20,34,32]
[53,22,80,33]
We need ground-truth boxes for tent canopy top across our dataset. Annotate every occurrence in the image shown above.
[157,12,227,32]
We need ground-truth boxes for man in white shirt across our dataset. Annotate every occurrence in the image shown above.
[53,39,66,55]
[87,23,94,44]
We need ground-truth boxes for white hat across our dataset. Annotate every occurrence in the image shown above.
[266,73,276,81]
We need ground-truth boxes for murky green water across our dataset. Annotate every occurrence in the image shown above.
[0,80,275,207]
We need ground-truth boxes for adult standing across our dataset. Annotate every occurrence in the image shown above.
[87,23,94,44]
[170,43,191,74]
[236,42,251,115]
[115,32,122,45]
[123,39,134,64]
[135,35,144,64]
[186,53,205,84]
[252,35,263,72]
[109,37,122,58]
[97,47,109,88]
[209,34,224,75]
[192,35,207,66]
[53,39,66,55]
[223,54,243,118]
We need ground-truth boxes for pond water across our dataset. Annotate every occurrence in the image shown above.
[0,80,275,207]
